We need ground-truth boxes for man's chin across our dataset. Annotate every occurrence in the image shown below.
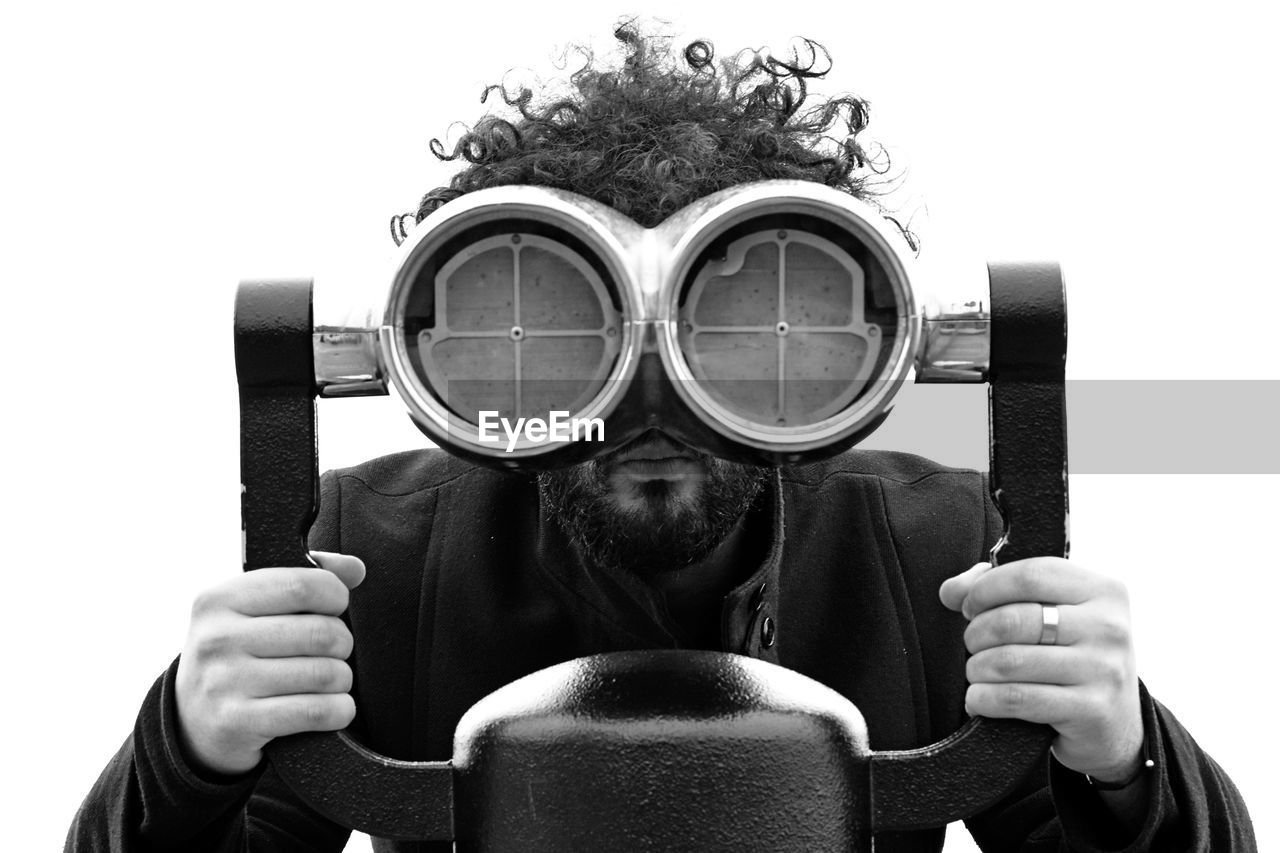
[537,452,768,579]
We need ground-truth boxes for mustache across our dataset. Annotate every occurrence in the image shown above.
[598,430,712,465]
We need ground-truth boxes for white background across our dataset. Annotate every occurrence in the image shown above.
[3,2,1276,850]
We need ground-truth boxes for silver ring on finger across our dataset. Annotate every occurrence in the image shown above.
[1038,603,1060,645]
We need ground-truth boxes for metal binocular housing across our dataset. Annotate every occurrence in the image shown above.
[310,180,995,468]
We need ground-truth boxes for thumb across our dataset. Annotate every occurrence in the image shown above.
[309,551,367,590]
[939,561,993,614]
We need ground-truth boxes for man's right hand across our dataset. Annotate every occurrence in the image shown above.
[174,551,366,776]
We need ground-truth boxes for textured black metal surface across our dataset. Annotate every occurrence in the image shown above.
[235,279,317,570]
[868,262,1067,831]
[987,261,1070,565]
[268,732,455,841]
[988,380,1069,562]
[988,261,1068,382]
[235,279,455,840]
[453,651,871,852]
[869,715,1048,831]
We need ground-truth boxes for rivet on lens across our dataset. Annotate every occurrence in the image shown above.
[777,230,788,240]
[868,326,879,336]
[511,234,522,244]
[606,326,617,337]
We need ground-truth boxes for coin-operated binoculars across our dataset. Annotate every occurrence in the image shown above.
[235,180,1067,849]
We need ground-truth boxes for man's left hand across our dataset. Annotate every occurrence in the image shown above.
[939,557,1145,783]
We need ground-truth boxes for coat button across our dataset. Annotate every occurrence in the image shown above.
[760,616,776,648]
[751,582,768,612]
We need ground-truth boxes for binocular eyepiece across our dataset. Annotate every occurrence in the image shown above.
[312,180,994,469]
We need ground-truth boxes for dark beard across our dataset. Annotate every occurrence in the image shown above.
[538,445,768,579]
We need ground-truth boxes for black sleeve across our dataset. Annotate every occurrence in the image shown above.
[960,480,1255,851]
[964,682,1255,851]
[64,658,351,853]
[66,472,354,852]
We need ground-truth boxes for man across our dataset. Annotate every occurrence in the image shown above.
[68,25,1254,851]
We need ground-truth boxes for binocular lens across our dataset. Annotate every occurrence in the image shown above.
[384,184,915,463]
[678,226,891,429]
[406,230,623,427]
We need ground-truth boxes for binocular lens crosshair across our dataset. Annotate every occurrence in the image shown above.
[235,179,1068,848]
[316,180,990,467]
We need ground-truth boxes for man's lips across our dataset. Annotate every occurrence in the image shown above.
[612,434,698,463]
[608,434,704,479]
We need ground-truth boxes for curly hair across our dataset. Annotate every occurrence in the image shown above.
[392,22,894,245]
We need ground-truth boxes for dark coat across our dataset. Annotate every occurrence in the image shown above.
[67,450,1255,851]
